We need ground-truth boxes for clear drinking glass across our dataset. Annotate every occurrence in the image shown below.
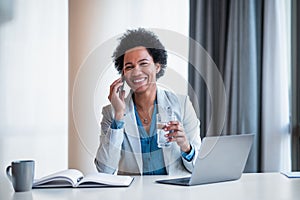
[156,107,176,148]
[156,113,170,148]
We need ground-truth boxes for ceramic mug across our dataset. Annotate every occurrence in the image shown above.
[6,160,35,192]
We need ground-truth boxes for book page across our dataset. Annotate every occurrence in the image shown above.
[76,173,134,187]
[33,169,84,188]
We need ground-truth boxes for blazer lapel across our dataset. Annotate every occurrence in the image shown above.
[123,92,143,174]
[156,88,170,115]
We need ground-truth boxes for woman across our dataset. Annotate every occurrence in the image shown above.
[95,28,201,175]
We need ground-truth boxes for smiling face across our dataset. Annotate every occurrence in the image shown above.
[123,46,161,94]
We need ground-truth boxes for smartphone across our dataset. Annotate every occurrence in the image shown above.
[119,75,125,98]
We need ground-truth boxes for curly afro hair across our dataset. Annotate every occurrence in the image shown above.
[112,28,167,79]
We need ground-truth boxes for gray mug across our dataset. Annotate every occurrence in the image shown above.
[6,160,35,192]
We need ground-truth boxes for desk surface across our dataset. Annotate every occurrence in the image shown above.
[1,173,300,200]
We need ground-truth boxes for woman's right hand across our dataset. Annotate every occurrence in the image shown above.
[108,77,126,120]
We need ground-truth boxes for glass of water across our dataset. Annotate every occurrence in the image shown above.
[156,112,170,148]
[156,107,176,148]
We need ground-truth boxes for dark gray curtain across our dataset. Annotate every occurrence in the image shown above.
[188,0,263,172]
[291,0,300,171]
[189,0,293,173]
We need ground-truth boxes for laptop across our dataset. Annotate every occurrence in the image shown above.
[156,134,254,186]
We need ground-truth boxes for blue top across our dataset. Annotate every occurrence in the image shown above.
[134,103,167,175]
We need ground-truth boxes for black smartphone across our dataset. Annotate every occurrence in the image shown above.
[119,75,125,98]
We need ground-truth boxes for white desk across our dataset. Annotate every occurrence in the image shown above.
[1,173,300,200]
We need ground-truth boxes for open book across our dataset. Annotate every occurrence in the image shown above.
[33,169,134,188]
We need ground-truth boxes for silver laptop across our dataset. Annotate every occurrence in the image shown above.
[156,134,254,186]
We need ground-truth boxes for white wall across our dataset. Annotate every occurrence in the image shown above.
[69,0,189,173]
[0,0,68,178]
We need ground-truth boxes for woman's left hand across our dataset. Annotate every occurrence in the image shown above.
[164,121,191,153]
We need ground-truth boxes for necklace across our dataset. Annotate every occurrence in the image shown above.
[133,93,156,126]
[143,118,149,124]
[136,107,152,125]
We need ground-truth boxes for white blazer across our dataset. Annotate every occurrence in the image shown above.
[95,87,201,176]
